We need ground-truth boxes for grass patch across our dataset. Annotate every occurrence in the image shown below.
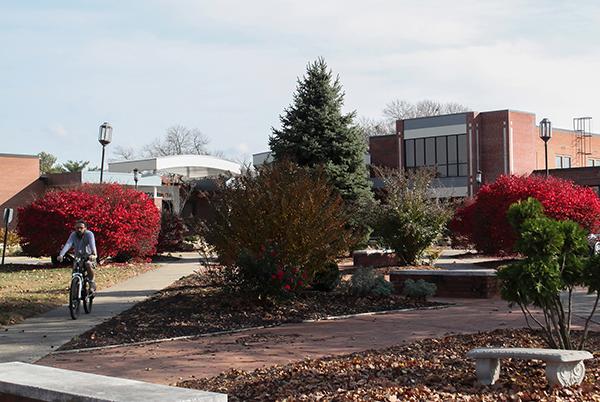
[0,262,156,326]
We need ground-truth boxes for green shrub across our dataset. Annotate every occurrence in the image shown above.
[311,261,341,292]
[498,197,597,349]
[402,279,437,301]
[348,267,393,297]
[370,168,451,265]
[203,161,353,297]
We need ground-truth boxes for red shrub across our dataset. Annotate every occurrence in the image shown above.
[17,184,160,260]
[157,212,186,253]
[450,175,600,255]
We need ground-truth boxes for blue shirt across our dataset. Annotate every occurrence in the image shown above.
[59,231,97,257]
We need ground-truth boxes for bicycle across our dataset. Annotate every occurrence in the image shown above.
[68,254,95,320]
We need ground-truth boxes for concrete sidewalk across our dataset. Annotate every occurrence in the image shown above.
[0,256,200,364]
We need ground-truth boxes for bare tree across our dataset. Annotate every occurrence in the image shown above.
[112,145,137,161]
[356,117,395,142]
[143,125,210,157]
[383,99,469,120]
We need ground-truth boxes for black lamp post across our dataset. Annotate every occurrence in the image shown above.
[133,168,139,190]
[539,118,552,178]
[98,122,113,183]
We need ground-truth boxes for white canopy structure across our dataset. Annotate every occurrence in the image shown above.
[108,154,241,179]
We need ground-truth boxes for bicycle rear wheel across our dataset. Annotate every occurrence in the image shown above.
[69,277,81,320]
[83,280,93,314]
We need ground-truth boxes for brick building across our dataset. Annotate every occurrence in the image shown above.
[369,110,600,196]
[0,154,45,229]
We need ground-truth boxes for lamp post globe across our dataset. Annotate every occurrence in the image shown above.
[98,122,113,183]
[133,168,139,190]
[539,118,552,178]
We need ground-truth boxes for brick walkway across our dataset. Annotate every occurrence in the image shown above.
[37,297,532,385]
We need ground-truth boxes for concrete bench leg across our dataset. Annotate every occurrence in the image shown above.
[474,358,500,385]
[545,361,586,387]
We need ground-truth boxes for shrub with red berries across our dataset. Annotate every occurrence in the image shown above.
[450,174,600,255]
[17,183,161,261]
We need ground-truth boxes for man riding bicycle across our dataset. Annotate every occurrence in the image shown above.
[57,220,98,293]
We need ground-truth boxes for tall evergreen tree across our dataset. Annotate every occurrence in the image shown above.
[269,58,372,204]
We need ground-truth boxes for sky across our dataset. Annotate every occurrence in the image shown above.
[1,0,599,166]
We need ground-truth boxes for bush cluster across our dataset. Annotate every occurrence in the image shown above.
[370,168,451,265]
[450,174,600,255]
[402,279,437,301]
[347,267,393,297]
[203,161,353,297]
[17,184,161,261]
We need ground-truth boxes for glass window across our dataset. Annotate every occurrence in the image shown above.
[436,137,447,164]
[588,159,594,167]
[405,139,415,167]
[564,157,571,168]
[415,138,425,166]
[447,135,457,163]
[457,134,467,163]
[448,164,458,177]
[425,137,436,166]
[555,156,562,168]
[459,164,468,177]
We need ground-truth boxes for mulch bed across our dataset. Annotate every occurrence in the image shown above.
[178,328,600,401]
[59,273,440,350]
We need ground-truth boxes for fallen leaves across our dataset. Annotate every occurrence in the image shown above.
[178,329,600,401]
[60,273,439,350]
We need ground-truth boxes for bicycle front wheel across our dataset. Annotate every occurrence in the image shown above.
[83,280,93,314]
[69,277,81,320]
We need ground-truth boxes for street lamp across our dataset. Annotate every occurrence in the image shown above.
[133,168,139,190]
[98,122,113,183]
[539,118,552,178]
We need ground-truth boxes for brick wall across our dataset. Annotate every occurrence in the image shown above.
[390,271,500,298]
[0,154,43,229]
[476,110,510,184]
[369,135,400,169]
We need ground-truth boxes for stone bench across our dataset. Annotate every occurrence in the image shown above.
[467,347,593,387]
[0,362,227,401]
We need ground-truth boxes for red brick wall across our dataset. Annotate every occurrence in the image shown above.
[509,111,538,175]
[476,110,510,184]
[369,135,400,169]
[0,155,42,229]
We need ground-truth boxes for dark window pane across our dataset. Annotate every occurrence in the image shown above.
[415,138,425,166]
[404,139,415,167]
[459,163,468,177]
[448,164,458,177]
[448,136,457,163]
[426,137,436,165]
[458,134,467,163]
[436,165,447,177]
[555,156,562,168]
[436,137,447,164]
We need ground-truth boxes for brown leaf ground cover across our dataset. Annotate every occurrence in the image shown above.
[0,262,155,326]
[178,329,600,401]
[60,272,440,350]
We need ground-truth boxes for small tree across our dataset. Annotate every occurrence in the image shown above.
[203,161,353,297]
[498,197,598,349]
[38,152,65,174]
[157,212,186,253]
[371,167,451,265]
[61,160,90,172]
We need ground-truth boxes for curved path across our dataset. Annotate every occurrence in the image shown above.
[0,255,200,364]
